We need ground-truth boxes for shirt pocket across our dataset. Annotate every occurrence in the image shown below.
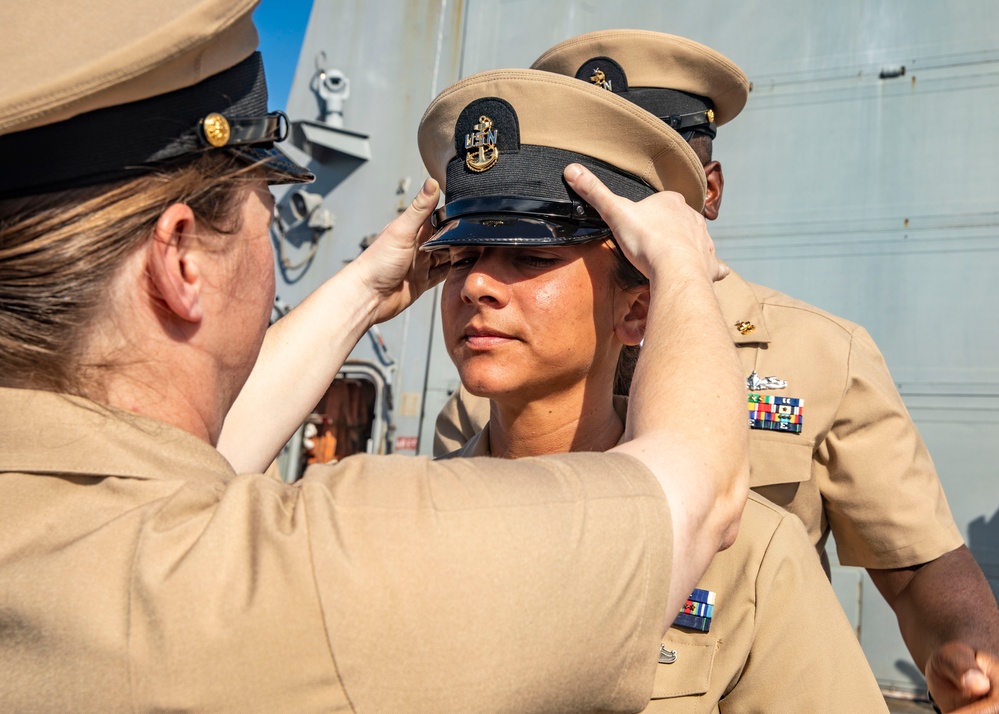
[649,635,719,699]
[747,434,813,488]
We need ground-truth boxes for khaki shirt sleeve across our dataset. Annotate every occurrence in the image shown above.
[302,451,673,713]
[722,514,888,713]
[815,327,963,568]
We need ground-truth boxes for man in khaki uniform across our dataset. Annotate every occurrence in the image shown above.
[0,5,749,712]
[435,29,999,712]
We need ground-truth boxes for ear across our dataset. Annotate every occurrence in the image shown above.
[614,285,649,347]
[147,203,204,323]
[703,160,725,221]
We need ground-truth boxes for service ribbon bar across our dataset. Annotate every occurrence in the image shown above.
[672,588,716,632]
[748,394,804,434]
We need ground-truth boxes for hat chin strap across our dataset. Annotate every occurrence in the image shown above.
[659,108,717,137]
[198,111,289,148]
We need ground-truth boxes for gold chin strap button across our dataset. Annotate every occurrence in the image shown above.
[201,112,231,147]
[735,320,756,335]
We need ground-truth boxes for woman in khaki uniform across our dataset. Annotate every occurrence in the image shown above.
[0,4,752,712]
[435,30,999,713]
[417,67,887,713]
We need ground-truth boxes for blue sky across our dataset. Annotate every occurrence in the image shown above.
[253,0,315,111]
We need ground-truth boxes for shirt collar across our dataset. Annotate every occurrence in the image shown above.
[0,387,236,485]
[714,269,772,345]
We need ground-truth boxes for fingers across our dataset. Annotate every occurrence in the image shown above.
[927,642,988,689]
[928,643,998,712]
[413,177,441,214]
[565,163,722,285]
[966,667,994,699]
[563,163,623,228]
[385,178,441,244]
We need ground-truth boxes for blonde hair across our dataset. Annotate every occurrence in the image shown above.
[0,155,256,396]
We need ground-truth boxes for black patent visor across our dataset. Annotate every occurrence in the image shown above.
[204,112,313,185]
[231,145,315,185]
[421,196,611,251]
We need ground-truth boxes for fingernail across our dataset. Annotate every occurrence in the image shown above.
[422,178,437,196]
[564,163,583,182]
[963,670,990,689]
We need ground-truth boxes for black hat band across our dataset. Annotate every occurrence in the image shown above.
[444,144,655,206]
[0,52,309,198]
[624,87,717,139]
[423,145,654,250]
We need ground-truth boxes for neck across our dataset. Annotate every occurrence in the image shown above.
[487,383,624,458]
[80,271,234,446]
[96,347,228,444]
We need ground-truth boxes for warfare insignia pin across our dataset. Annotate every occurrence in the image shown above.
[746,370,787,390]
[201,113,231,147]
[659,645,677,664]
[464,115,499,172]
[748,394,804,434]
[672,588,716,632]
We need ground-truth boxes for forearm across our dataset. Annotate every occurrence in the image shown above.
[871,546,999,671]
[562,168,749,623]
[217,262,380,473]
[217,178,442,473]
[626,270,746,478]
[617,267,748,618]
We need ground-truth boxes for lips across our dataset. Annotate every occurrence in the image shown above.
[461,324,518,349]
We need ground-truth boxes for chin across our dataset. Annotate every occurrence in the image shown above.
[456,363,517,401]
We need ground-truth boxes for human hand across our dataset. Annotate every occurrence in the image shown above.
[350,177,450,324]
[562,163,728,284]
[927,642,998,713]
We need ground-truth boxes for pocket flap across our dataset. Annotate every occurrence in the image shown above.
[650,636,718,699]
[748,435,813,488]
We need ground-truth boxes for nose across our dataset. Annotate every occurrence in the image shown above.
[459,251,511,308]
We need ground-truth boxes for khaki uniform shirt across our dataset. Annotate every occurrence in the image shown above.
[0,387,674,713]
[444,417,888,713]
[436,269,963,570]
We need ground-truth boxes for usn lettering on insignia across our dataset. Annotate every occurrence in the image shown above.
[748,393,804,434]
[464,115,499,172]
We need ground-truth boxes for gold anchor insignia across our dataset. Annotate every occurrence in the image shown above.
[464,115,499,173]
[735,320,756,335]
[589,68,612,91]
[201,113,231,147]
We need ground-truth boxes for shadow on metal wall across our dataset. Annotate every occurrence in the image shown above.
[968,506,999,601]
